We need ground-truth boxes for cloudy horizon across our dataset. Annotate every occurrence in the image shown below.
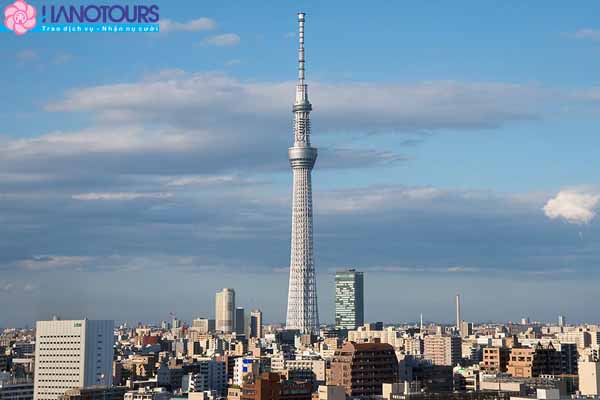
[2,1,600,327]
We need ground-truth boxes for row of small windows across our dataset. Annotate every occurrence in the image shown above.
[39,335,81,338]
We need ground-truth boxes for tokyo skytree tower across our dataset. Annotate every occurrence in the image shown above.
[285,12,319,334]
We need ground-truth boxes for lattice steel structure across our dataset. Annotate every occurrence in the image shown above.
[285,12,319,334]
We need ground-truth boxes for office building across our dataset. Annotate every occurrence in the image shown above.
[191,319,215,335]
[34,319,114,400]
[57,387,126,400]
[285,12,320,335]
[334,269,364,330]
[0,374,33,400]
[249,310,263,339]
[330,342,398,397]
[235,308,245,336]
[216,289,235,334]
[424,335,462,366]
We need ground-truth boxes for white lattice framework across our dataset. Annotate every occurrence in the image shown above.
[285,12,319,334]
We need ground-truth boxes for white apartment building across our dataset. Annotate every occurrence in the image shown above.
[34,319,114,400]
[232,358,259,386]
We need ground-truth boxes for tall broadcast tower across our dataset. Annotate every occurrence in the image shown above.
[285,12,319,334]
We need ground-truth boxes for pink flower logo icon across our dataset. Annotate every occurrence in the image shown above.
[4,0,36,35]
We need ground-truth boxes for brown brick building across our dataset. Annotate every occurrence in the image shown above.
[481,347,510,373]
[329,342,398,397]
[240,372,312,400]
[507,343,562,378]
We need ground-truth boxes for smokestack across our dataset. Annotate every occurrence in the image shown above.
[456,294,461,332]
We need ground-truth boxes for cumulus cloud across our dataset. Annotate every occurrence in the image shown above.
[159,17,216,33]
[543,190,600,224]
[201,33,240,46]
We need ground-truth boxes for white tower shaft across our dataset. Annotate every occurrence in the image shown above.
[285,12,319,334]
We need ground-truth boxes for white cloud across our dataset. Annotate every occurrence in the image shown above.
[159,18,216,33]
[202,33,240,47]
[165,175,239,187]
[573,28,600,41]
[18,256,90,271]
[45,72,544,134]
[72,192,173,201]
[543,189,600,224]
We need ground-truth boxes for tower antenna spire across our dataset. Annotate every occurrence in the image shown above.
[298,12,306,82]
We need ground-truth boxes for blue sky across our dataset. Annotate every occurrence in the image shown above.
[2,0,600,327]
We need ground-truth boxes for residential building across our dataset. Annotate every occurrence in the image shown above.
[578,358,600,396]
[506,344,562,378]
[181,360,226,397]
[423,335,462,366]
[240,372,311,400]
[329,342,398,397]
[481,347,510,373]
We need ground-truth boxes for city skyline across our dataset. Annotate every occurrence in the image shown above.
[3,1,600,327]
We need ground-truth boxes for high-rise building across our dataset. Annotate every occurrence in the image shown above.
[285,12,319,335]
[235,307,245,336]
[334,269,364,330]
[558,315,565,327]
[33,319,114,400]
[329,342,398,397]
[216,289,235,333]
[423,335,462,366]
[249,310,263,338]
[455,294,461,331]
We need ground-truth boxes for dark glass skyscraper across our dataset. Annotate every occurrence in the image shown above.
[335,269,364,330]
